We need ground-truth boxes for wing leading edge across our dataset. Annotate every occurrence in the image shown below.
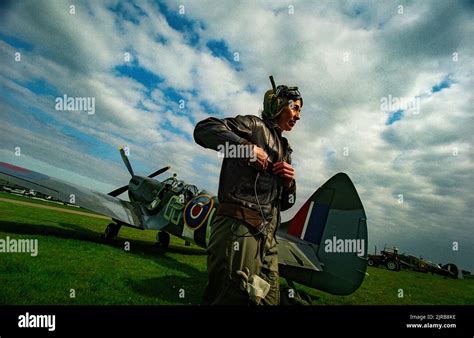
[0,162,143,228]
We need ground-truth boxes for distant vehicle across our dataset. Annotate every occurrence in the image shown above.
[367,246,401,271]
[439,263,459,279]
[25,189,37,196]
[398,253,430,272]
[398,253,458,278]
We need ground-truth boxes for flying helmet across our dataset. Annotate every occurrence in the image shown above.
[262,75,303,121]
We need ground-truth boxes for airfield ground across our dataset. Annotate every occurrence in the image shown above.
[0,192,473,305]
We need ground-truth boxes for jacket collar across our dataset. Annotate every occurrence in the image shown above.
[263,119,283,136]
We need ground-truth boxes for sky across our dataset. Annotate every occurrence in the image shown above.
[0,0,472,272]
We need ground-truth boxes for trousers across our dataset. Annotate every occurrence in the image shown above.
[202,212,280,305]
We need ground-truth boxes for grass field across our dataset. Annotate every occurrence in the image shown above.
[0,194,473,305]
[0,191,102,214]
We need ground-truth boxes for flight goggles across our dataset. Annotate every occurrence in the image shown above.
[275,85,303,107]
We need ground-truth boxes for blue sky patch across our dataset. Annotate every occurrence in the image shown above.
[161,119,191,141]
[0,32,34,51]
[160,86,183,103]
[245,84,258,94]
[432,76,453,93]
[352,5,364,16]
[207,39,243,71]
[207,40,232,61]
[107,1,147,25]
[60,125,120,162]
[154,0,203,47]
[24,106,59,132]
[154,33,168,44]
[199,100,225,118]
[23,79,59,97]
[386,110,405,125]
[115,64,164,90]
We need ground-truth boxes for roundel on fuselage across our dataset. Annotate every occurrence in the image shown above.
[183,194,214,230]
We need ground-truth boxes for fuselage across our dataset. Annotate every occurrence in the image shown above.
[127,175,217,248]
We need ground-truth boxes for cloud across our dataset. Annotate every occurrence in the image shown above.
[0,0,472,272]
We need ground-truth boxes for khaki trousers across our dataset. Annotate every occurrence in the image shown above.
[202,212,280,305]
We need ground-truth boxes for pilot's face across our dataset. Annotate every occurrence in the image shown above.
[276,99,301,131]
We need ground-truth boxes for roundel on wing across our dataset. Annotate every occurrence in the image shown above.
[184,194,214,230]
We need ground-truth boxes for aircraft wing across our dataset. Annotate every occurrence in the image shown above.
[0,162,143,227]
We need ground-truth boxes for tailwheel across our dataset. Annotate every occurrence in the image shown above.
[156,231,170,249]
[103,223,121,240]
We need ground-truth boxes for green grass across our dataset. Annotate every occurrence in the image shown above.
[0,200,207,305]
[0,195,473,305]
[292,266,474,305]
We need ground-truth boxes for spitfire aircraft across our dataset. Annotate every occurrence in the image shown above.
[0,148,368,296]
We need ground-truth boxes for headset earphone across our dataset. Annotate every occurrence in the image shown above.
[263,76,303,121]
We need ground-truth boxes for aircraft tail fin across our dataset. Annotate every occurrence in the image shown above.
[277,173,368,295]
[283,189,329,243]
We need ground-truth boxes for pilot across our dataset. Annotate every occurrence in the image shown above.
[194,77,302,305]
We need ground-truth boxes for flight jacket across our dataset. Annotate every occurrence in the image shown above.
[193,114,296,228]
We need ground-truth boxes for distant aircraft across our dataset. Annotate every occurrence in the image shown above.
[397,253,459,278]
[0,148,368,296]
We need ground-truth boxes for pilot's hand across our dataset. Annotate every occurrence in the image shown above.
[249,145,269,171]
[272,162,295,188]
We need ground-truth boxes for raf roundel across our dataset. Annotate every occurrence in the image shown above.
[183,194,214,230]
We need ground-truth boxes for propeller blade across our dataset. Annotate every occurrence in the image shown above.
[108,184,129,197]
[119,147,134,176]
[148,166,171,178]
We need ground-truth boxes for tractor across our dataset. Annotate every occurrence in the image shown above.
[367,246,401,271]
